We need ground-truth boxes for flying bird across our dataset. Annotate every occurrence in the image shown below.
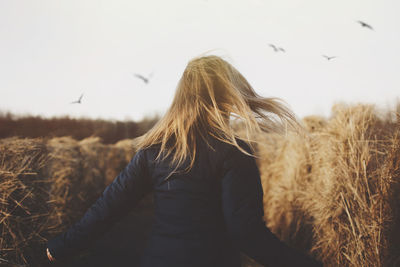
[132,72,153,84]
[357,20,373,30]
[269,44,286,53]
[70,94,84,104]
[322,55,337,61]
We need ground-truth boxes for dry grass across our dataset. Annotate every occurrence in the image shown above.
[257,104,400,266]
[0,137,135,266]
[1,103,400,266]
[0,138,50,266]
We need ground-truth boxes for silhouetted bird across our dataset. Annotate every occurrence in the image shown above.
[357,20,373,30]
[322,55,337,61]
[70,94,83,104]
[132,73,153,84]
[269,44,286,53]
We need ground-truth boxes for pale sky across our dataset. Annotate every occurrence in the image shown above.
[1,0,399,121]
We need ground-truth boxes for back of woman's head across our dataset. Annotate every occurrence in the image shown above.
[135,55,298,172]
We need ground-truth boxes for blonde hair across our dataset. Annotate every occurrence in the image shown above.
[135,55,298,176]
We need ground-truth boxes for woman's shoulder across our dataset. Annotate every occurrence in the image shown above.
[202,136,254,162]
[132,144,161,164]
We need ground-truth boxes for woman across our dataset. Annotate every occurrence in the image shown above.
[46,55,322,267]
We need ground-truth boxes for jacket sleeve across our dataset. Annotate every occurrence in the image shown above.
[221,143,322,267]
[47,149,153,261]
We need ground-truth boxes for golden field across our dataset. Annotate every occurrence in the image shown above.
[257,104,400,266]
[1,103,399,266]
[0,136,136,266]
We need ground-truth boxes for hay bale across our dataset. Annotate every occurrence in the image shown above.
[78,136,109,191]
[107,139,135,185]
[0,136,138,266]
[114,138,136,163]
[45,136,134,223]
[46,136,88,225]
[0,137,54,266]
[78,136,134,186]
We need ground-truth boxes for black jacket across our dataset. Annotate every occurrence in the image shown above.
[47,136,322,267]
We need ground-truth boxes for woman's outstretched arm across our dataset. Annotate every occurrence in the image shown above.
[221,142,322,267]
[46,149,153,261]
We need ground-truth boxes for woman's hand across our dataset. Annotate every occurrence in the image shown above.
[46,248,56,262]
